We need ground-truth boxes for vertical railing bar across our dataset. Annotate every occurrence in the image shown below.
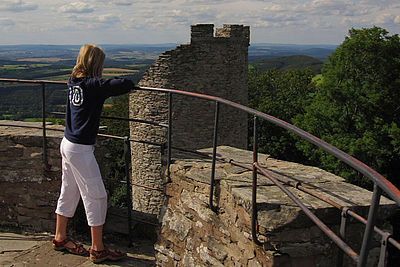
[167,92,172,178]
[378,235,389,267]
[41,83,48,169]
[252,116,262,245]
[124,136,133,247]
[378,232,391,267]
[337,207,349,267]
[209,101,219,212]
[358,184,382,267]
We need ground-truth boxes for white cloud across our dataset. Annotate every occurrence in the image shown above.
[375,13,394,25]
[359,0,398,4]
[0,18,15,28]
[0,0,38,12]
[1,0,400,45]
[58,2,95,14]
[263,4,288,12]
[113,0,132,6]
[97,14,120,24]
[59,13,121,30]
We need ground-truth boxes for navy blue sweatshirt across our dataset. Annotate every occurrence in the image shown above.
[65,77,134,145]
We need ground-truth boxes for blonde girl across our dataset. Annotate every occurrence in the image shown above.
[53,44,135,263]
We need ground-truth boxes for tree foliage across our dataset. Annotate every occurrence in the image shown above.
[248,67,316,162]
[294,27,400,188]
[101,94,130,207]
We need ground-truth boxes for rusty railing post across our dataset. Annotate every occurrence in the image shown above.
[41,83,48,169]
[209,101,219,212]
[124,136,133,247]
[167,92,172,178]
[358,184,382,267]
[252,116,262,245]
[378,232,391,267]
[337,207,349,267]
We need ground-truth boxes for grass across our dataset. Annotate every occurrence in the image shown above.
[0,65,29,70]
[46,75,70,81]
[29,64,52,68]
[23,118,42,122]
[125,64,150,68]
[0,64,52,71]
[23,117,65,125]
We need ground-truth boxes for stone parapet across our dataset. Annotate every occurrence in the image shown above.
[190,24,214,42]
[0,121,113,232]
[156,146,397,267]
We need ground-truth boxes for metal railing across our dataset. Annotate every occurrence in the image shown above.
[0,78,165,247]
[1,78,400,266]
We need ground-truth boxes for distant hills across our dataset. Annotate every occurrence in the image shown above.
[247,43,335,74]
[249,43,336,62]
[249,55,324,73]
[0,44,176,61]
[0,43,336,62]
[0,43,336,77]
[0,43,336,120]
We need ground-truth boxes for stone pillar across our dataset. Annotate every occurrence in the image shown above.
[129,24,250,216]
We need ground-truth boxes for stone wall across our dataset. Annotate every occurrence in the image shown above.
[0,121,112,232]
[129,24,250,216]
[1,122,398,266]
[156,146,397,267]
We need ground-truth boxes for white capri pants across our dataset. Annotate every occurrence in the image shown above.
[55,137,107,227]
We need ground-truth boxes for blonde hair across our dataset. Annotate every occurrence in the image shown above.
[71,44,105,78]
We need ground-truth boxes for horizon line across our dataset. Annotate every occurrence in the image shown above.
[0,42,339,47]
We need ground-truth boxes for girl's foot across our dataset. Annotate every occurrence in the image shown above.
[52,237,88,256]
[89,247,126,263]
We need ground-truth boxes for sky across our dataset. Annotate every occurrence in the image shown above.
[0,0,399,45]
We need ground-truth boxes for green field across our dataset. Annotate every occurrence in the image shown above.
[0,63,52,70]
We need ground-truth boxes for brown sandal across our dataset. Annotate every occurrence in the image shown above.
[52,237,87,256]
[89,247,126,263]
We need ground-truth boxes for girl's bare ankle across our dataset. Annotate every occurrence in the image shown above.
[91,244,104,251]
[54,235,66,241]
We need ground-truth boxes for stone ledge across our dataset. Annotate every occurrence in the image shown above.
[0,121,116,232]
[173,145,396,231]
[160,145,398,266]
[0,120,65,138]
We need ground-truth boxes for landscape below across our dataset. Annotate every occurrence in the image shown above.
[0,43,333,120]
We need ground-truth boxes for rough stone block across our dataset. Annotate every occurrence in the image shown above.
[164,209,192,241]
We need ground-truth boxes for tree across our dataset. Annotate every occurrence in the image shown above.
[294,27,400,188]
[248,67,316,162]
[101,94,130,207]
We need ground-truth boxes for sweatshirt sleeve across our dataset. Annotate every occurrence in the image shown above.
[95,77,136,99]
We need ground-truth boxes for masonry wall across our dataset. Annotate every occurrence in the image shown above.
[1,123,398,266]
[156,146,397,267]
[129,24,250,216]
[0,122,113,232]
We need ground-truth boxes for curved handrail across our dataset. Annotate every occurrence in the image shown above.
[137,85,400,206]
[0,78,65,84]
[1,78,399,266]
[1,77,398,204]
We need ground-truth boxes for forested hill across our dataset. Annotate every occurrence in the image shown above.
[250,55,324,73]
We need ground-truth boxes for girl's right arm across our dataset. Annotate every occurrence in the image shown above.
[95,77,136,99]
